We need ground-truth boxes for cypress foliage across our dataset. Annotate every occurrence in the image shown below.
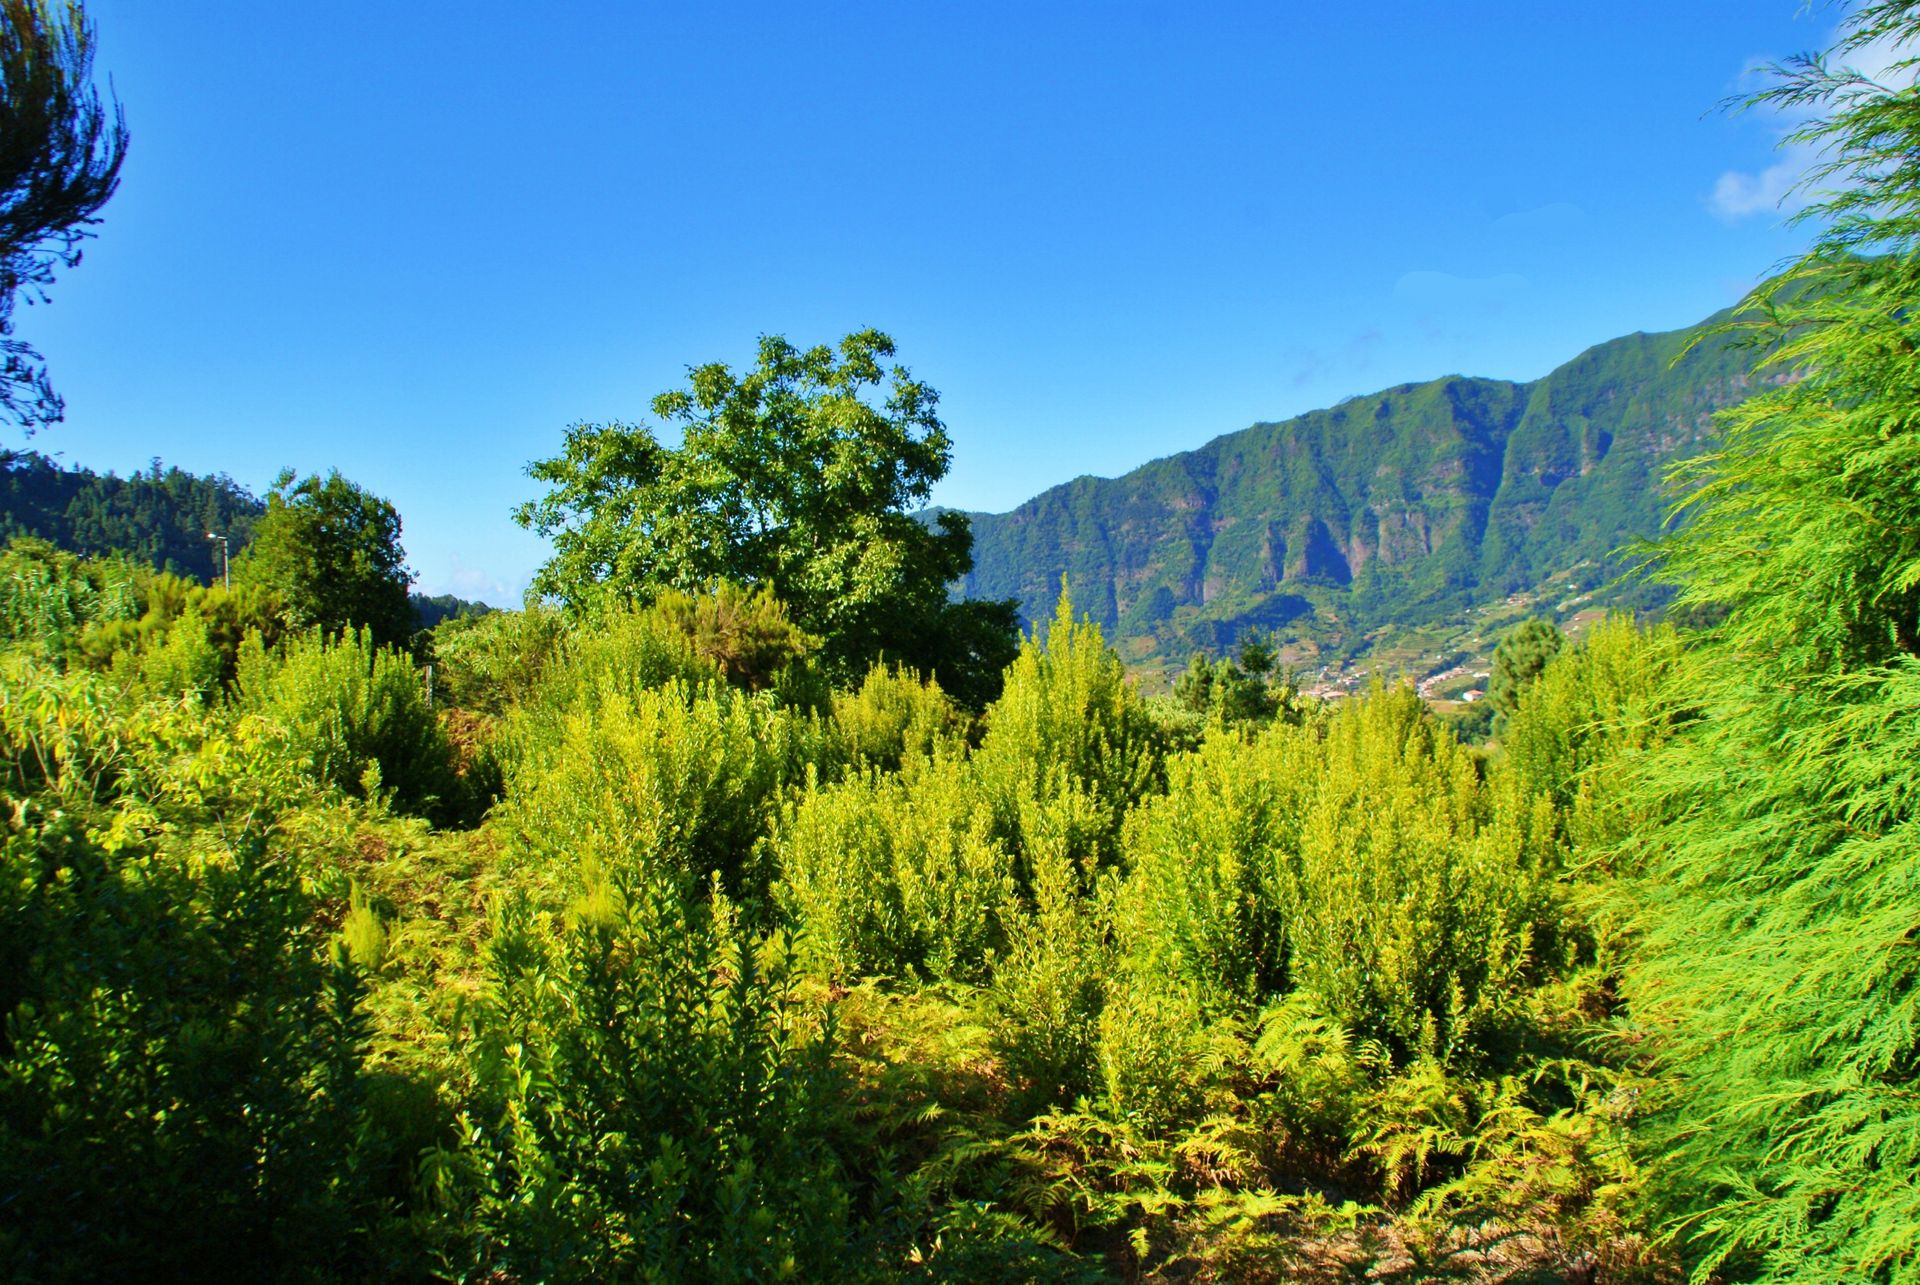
[1627,6,1920,1278]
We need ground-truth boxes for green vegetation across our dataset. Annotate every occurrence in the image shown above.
[0,538,1691,1280]
[1487,616,1564,723]
[0,448,260,574]
[4,4,1918,1282]
[0,0,126,429]
[1617,9,1920,1277]
[516,330,1020,706]
[954,302,1760,680]
[0,451,490,634]
[234,469,418,651]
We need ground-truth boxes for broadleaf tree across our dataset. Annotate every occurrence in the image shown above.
[1,0,126,431]
[516,329,1019,705]
[232,469,418,651]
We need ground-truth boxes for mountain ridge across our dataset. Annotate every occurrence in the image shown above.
[946,307,1772,673]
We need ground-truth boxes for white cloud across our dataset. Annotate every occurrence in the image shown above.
[417,558,528,608]
[1709,143,1815,220]
[1710,22,1919,222]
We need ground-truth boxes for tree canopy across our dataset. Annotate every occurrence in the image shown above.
[1486,616,1563,720]
[233,469,417,650]
[1,1,126,431]
[1625,4,1920,1277]
[516,329,1018,704]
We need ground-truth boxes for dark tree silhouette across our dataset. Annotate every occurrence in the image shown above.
[1,1,127,430]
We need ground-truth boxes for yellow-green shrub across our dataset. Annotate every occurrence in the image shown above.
[109,606,225,704]
[775,753,1011,982]
[504,678,828,908]
[0,538,140,663]
[830,661,963,772]
[235,626,461,822]
[987,785,1114,1110]
[0,657,402,1281]
[79,571,285,682]
[1498,613,1681,854]
[972,593,1159,875]
[1108,683,1561,1109]
[437,867,850,1281]
[428,604,568,714]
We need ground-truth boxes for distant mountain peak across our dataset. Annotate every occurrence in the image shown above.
[956,309,1753,675]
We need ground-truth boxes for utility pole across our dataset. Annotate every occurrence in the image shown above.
[206,532,230,591]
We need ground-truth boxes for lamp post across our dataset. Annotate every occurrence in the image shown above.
[206,532,230,591]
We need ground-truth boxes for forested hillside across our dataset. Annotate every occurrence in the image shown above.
[955,310,1772,668]
[0,448,263,578]
[0,450,495,624]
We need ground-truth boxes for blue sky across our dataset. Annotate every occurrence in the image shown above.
[21,2,1839,604]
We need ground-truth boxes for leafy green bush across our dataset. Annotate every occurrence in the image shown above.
[1626,663,1920,1281]
[1500,614,1680,854]
[987,785,1114,1112]
[1615,8,1920,1274]
[107,602,226,703]
[1486,616,1563,724]
[972,592,1160,875]
[831,661,963,772]
[505,678,828,909]
[775,753,1012,983]
[649,580,815,691]
[428,603,568,714]
[1107,683,1561,1123]
[236,625,463,823]
[0,660,400,1281]
[0,537,140,662]
[441,873,850,1282]
[78,570,285,680]
[503,603,721,758]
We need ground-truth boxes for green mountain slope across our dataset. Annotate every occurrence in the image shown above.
[954,310,1770,673]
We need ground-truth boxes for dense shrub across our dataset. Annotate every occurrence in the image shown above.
[0,661,397,1282]
[1626,663,1920,1280]
[776,753,1011,983]
[1106,683,1563,1131]
[236,626,463,823]
[972,593,1159,874]
[987,786,1115,1112]
[831,661,963,772]
[442,873,850,1282]
[1500,614,1681,854]
[0,537,139,662]
[648,580,815,691]
[504,678,829,909]
[428,604,569,715]
[502,604,720,760]
[79,570,284,679]
[109,602,226,702]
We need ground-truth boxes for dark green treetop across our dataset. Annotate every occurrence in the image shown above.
[1,0,126,430]
[1487,617,1563,719]
[0,449,261,574]
[516,329,1018,704]
[233,469,417,651]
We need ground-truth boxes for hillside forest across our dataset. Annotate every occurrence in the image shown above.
[6,3,1920,1284]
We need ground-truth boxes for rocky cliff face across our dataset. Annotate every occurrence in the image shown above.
[953,309,1762,662]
